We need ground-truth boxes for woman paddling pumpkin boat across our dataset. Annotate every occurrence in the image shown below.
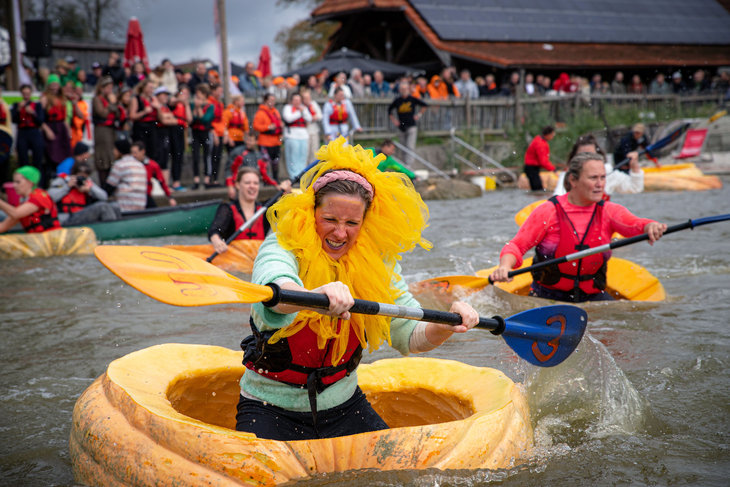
[236,137,479,441]
[0,166,61,234]
[490,152,667,303]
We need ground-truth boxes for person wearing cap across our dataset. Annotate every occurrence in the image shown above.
[40,73,72,186]
[0,166,61,233]
[92,76,120,184]
[56,141,91,177]
[48,159,120,225]
[671,71,688,94]
[11,84,45,172]
[102,138,147,212]
[613,123,649,174]
[86,62,103,89]
[70,81,91,149]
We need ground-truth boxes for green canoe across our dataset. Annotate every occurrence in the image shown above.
[69,200,220,241]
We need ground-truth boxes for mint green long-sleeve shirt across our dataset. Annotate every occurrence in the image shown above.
[240,233,420,412]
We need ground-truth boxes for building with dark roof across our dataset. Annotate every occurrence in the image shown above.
[311,0,730,74]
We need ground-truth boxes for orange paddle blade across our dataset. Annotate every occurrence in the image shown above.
[410,275,490,293]
[94,245,274,307]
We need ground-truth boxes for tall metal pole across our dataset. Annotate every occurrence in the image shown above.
[215,0,230,105]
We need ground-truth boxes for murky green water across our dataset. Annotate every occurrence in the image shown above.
[1,181,728,486]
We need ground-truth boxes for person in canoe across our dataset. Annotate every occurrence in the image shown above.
[236,137,479,441]
[490,152,667,302]
[209,167,279,253]
[553,134,643,197]
[367,139,417,180]
[0,166,62,233]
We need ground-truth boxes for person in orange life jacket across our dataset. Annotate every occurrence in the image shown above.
[190,83,216,189]
[490,152,667,303]
[152,85,179,186]
[48,160,121,225]
[225,133,292,200]
[524,125,557,191]
[92,76,120,185]
[282,92,313,178]
[253,93,283,182]
[207,84,226,186]
[69,81,90,149]
[40,74,72,187]
[130,141,176,209]
[0,166,61,233]
[322,87,361,143]
[129,79,160,170]
[12,84,46,171]
[222,94,250,153]
[209,167,271,254]
[235,140,479,441]
[167,85,192,191]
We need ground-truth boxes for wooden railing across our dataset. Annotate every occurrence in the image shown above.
[240,93,723,137]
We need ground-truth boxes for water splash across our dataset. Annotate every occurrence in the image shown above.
[524,333,651,449]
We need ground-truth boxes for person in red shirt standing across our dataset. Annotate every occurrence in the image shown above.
[490,152,666,302]
[524,125,557,191]
[130,141,176,209]
[0,166,61,233]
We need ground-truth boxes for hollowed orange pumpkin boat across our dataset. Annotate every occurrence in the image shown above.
[70,344,533,486]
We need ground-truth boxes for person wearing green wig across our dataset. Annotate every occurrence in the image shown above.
[0,166,61,233]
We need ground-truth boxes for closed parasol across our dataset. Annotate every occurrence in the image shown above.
[258,45,271,78]
[124,17,149,71]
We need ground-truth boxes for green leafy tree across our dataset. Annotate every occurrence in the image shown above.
[275,19,339,71]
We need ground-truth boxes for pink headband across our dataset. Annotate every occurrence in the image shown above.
[312,170,374,197]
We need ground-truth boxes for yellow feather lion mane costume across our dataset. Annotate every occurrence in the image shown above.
[266,137,431,363]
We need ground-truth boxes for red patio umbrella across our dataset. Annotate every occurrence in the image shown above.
[124,17,149,71]
[257,45,271,78]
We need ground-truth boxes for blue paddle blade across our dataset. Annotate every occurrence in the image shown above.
[501,305,587,367]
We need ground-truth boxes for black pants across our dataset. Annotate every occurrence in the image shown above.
[156,126,170,170]
[191,129,209,179]
[132,122,157,164]
[16,128,45,168]
[235,386,388,441]
[530,282,615,303]
[209,136,224,183]
[260,145,280,182]
[169,126,186,183]
[524,164,543,191]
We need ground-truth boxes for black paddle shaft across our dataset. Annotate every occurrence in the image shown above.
[502,219,699,281]
[263,283,506,335]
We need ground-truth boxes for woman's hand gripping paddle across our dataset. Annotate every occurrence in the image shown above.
[414,213,730,295]
[207,160,319,263]
[95,245,587,367]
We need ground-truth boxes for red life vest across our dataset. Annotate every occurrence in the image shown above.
[531,196,609,296]
[285,108,307,128]
[92,95,116,127]
[19,188,62,233]
[0,103,7,124]
[328,101,348,124]
[137,95,158,123]
[156,104,172,128]
[117,105,128,128]
[211,98,223,123]
[191,103,213,131]
[262,108,282,136]
[46,100,66,122]
[228,108,246,128]
[59,188,89,214]
[18,102,40,128]
[229,201,266,240]
[171,102,188,127]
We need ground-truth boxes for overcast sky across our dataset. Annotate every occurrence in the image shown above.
[117,0,312,73]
